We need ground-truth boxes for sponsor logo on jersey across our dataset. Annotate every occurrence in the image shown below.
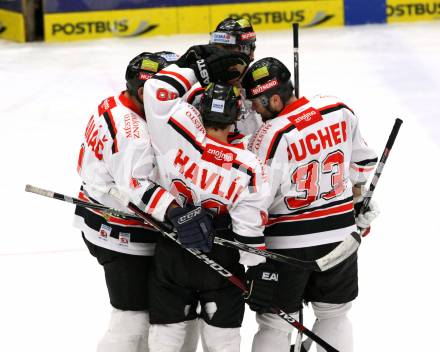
[98,224,112,241]
[211,99,225,113]
[202,144,237,169]
[240,31,256,41]
[98,97,117,116]
[124,114,141,139]
[118,232,130,247]
[249,122,272,152]
[210,32,236,45]
[250,79,279,96]
[289,107,323,131]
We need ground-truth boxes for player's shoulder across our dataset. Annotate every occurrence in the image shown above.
[309,94,354,115]
[248,116,291,155]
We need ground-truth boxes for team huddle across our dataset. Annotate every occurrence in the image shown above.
[73,17,380,352]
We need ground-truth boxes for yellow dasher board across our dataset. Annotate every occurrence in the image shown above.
[0,8,26,42]
[44,1,344,42]
[387,0,440,22]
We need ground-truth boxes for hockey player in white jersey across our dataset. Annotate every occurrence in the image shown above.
[241,58,380,352]
[142,45,278,352]
[73,52,198,352]
[184,17,263,145]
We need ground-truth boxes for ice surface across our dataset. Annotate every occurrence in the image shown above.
[1,22,439,351]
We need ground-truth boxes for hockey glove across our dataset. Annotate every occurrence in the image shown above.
[176,44,249,86]
[167,205,214,252]
[244,263,278,314]
[354,198,380,236]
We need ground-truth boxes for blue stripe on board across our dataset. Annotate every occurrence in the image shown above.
[344,0,387,25]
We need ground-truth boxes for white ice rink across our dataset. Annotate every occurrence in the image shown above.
[1,22,440,351]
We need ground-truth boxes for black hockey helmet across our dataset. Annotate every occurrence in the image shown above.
[242,57,294,106]
[209,17,256,57]
[199,83,242,127]
[125,52,170,96]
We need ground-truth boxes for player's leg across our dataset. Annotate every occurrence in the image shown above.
[311,302,353,352]
[97,309,149,352]
[307,246,358,352]
[198,244,245,352]
[148,236,199,352]
[180,318,200,352]
[252,311,298,352]
[251,249,309,352]
[83,234,153,352]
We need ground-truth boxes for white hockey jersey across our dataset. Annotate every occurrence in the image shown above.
[73,92,175,256]
[143,64,270,251]
[248,95,378,249]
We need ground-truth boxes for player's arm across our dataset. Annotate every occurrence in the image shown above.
[103,121,175,222]
[346,109,380,232]
[347,109,378,186]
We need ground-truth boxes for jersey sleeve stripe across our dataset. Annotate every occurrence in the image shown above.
[168,117,204,154]
[350,165,375,172]
[103,110,119,153]
[234,233,265,246]
[141,184,161,206]
[147,188,166,214]
[265,123,297,163]
[159,70,192,91]
[152,75,186,97]
[319,102,354,116]
[351,157,378,166]
[187,87,205,104]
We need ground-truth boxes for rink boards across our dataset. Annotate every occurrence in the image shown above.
[1,0,439,42]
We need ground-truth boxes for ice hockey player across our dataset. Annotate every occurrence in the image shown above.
[142,45,278,352]
[241,57,380,352]
[186,17,262,144]
[73,51,197,352]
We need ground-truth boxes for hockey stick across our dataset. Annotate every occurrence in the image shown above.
[360,118,403,213]
[292,23,300,99]
[124,200,339,352]
[24,184,142,222]
[292,22,303,352]
[25,184,360,271]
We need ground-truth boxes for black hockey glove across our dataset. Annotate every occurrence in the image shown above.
[244,263,279,314]
[167,205,214,252]
[176,44,249,86]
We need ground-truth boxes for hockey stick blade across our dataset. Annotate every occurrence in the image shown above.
[215,233,360,272]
